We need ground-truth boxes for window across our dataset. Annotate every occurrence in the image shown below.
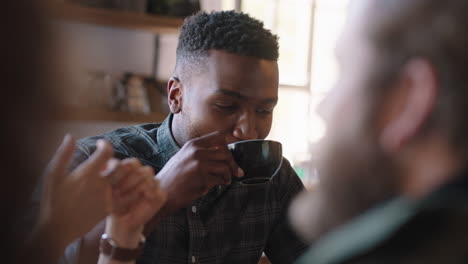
[242,0,314,86]
[220,0,350,185]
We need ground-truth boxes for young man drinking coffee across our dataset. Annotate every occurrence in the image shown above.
[59,11,307,264]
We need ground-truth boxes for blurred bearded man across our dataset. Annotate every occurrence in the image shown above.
[290,0,468,263]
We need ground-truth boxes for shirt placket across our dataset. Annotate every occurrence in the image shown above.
[187,200,206,264]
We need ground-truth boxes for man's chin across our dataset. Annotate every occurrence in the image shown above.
[289,137,399,244]
[289,190,321,243]
[288,186,353,244]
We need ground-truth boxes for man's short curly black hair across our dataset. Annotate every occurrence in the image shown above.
[175,10,279,73]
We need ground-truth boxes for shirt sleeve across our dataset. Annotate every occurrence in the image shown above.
[263,159,309,263]
[69,139,98,171]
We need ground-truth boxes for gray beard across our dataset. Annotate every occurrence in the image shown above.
[290,130,400,244]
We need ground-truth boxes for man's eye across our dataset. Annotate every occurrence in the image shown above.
[256,108,274,115]
[215,103,237,112]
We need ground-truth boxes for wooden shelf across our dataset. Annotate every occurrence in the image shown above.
[56,108,167,123]
[47,2,184,34]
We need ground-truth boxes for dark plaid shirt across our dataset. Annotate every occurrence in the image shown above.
[61,114,308,264]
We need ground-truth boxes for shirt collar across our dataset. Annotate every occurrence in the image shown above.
[419,167,468,209]
[295,198,416,264]
[157,113,181,163]
[295,167,468,264]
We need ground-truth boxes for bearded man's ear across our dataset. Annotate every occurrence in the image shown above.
[379,58,438,153]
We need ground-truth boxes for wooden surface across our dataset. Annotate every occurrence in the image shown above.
[46,1,184,34]
[55,107,167,123]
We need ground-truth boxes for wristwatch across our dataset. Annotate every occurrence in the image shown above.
[99,233,146,261]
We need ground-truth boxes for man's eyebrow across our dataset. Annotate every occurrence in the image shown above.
[215,89,245,99]
[263,97,278,105]
[215,89,278,104]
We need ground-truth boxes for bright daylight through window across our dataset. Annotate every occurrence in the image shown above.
[220,0,350,187]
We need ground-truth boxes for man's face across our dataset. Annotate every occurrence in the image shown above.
[291,0,401,241]
[178,50,279,145]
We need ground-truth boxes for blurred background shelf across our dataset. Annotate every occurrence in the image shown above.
[47,1,184,34]
[56,108,167,123]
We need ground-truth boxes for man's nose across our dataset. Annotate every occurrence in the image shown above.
[233,112,258,140]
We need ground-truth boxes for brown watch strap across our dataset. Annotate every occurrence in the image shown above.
[99,234,145,262]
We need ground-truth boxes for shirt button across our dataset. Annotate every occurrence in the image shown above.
[192,256,196,263]
[192,206,197,213]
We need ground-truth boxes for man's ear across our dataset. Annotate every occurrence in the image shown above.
[167,77,183,114]
[379,59,438,153]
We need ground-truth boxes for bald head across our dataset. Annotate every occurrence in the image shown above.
[357,0,468,159]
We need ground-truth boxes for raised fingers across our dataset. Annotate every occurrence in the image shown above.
[189,131,226,149]
[46,134,76,185]
[207,162,232,184]
[121,157,142,169]
[198,147,244,184]
[111,165,158,215]
[75,139,114,177]
[103,158,128,185]
[210,147,244,179]
[114,166,148,197]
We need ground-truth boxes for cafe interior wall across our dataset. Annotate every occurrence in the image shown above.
[50,1,228,156]
[48,21,176,159]
[49,2,227,158]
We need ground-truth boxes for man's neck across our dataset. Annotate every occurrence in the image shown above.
[171,114,187,148]
[399,136,462,199]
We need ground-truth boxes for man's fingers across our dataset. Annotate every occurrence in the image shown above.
[77,139,114,176]
[46,134,76,183]
[130,167,156,200]
[190,131,226,148]
[148,187,167,212]
[103,159,128,185]
[139,177,159,200]
[217,148,244,178]
[205,175,227,190]
[205,166,230,188]
[113,189,141,215]
[121,158,142,169]
[207,161,231,183]
[103,158,143,186]
[112,168,155,214]
[114,166,149,196]
[207,148,244,179]
[205,148,230,160]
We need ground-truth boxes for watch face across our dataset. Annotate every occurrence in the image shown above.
[101,233,118,247]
